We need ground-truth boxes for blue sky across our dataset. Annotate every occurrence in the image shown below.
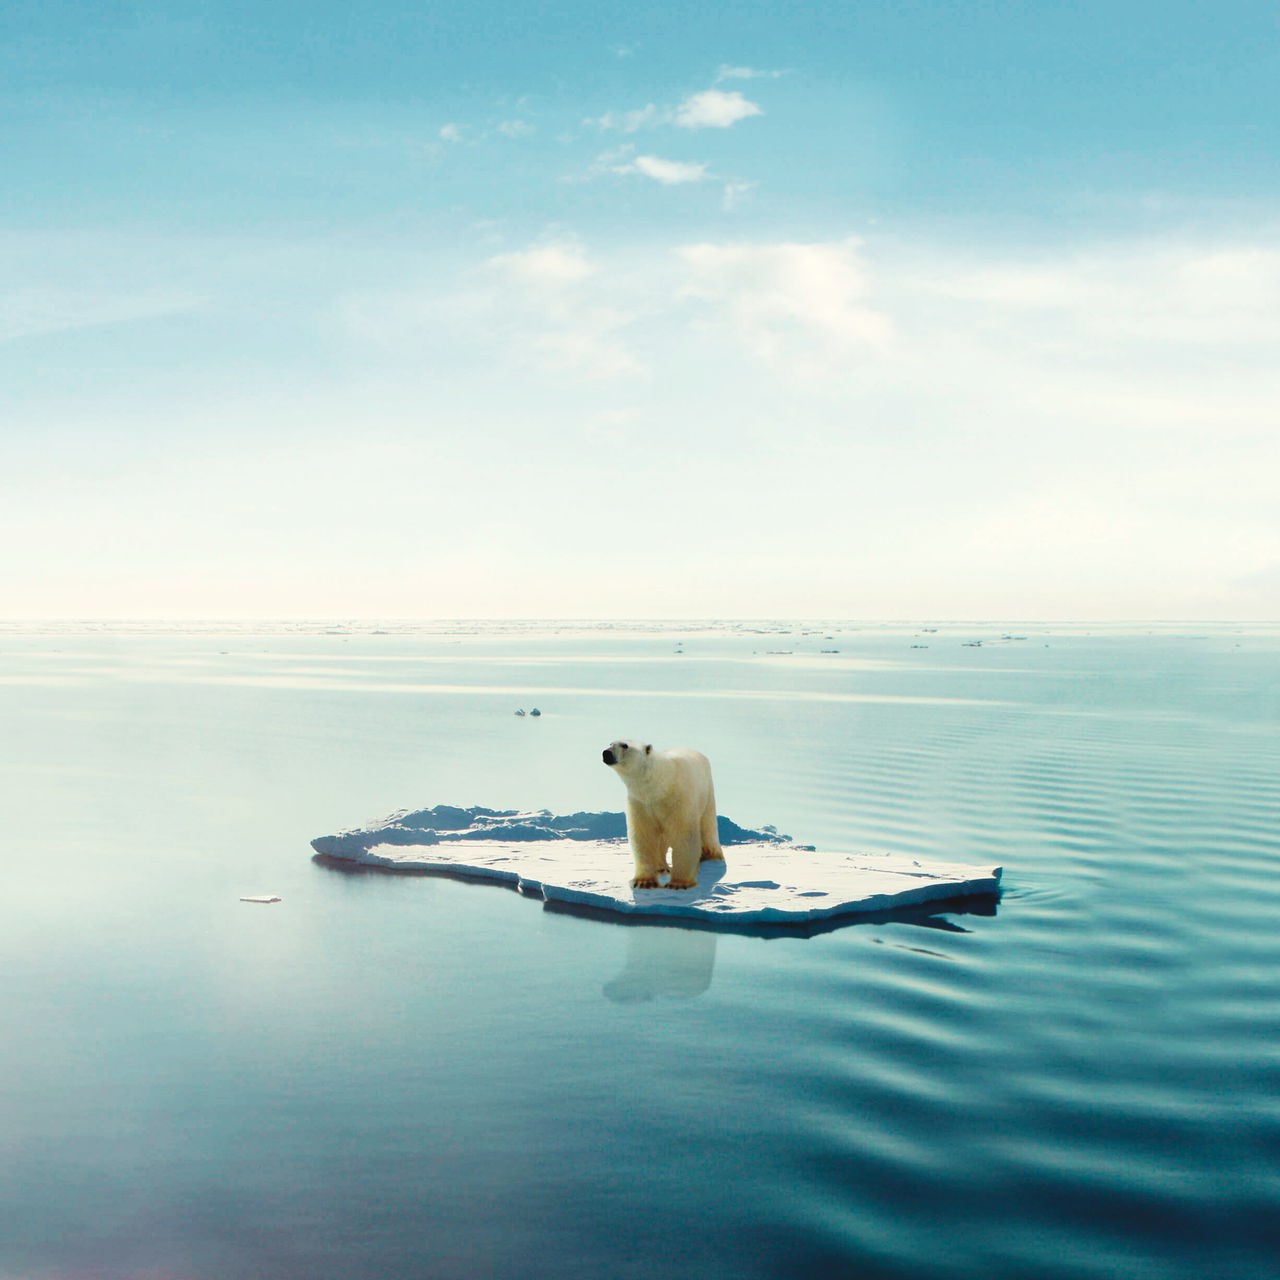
[3,0,1279,619]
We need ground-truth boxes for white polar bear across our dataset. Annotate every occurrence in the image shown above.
[602,740,724,890]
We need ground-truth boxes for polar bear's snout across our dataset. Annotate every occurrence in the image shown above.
[602,747,617,766]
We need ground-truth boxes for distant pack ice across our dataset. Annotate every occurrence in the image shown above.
[310,805,1002,928]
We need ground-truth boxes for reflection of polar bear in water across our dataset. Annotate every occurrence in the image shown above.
[603,928,718,1003]
[602,740,724,889]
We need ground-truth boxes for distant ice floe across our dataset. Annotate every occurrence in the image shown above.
[311,806,1001,928]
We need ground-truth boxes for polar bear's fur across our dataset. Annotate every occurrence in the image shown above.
[602,740,724,890]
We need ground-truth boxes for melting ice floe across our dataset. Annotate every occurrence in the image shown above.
[310,806,1001,927]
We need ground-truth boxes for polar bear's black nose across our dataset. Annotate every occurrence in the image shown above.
[602,748,616,766]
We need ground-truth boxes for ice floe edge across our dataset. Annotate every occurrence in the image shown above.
[312,807,1001,928]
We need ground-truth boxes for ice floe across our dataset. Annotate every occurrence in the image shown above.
[311,806,1001,928]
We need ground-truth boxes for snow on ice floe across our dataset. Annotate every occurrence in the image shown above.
[310,806,1001,927]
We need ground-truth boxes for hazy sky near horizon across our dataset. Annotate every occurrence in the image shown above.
[4,0,1279,619]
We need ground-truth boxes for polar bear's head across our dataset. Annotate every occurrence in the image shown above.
[602,739,652,773]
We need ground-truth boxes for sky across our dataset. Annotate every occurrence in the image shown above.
[3,0,1279,620]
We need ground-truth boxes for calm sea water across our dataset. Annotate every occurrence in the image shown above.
[1,621,1277,1280]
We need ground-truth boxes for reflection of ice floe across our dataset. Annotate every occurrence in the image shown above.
[311,806,1001,928]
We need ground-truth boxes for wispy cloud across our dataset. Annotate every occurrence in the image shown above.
[587,85,764,133]
[17,225,1278,619]
[472,236,892,380]
[438,123,462,143]
[677,238,892,373]
[482,242,644,378]
[496,119,535,139]
[585,104,665,132]
[595,146,711,185]
[0,286,199,344]
[486,243,595,285]
[715,65,787,82]
[913,243,1280,351]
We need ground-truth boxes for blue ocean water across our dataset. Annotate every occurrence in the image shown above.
[1,621,1277,1280]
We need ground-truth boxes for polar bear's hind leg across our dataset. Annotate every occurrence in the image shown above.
[699,791,724,862]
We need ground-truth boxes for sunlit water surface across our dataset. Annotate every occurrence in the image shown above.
[1,621,1277,1279]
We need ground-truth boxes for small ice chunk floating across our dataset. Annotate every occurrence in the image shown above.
[310,806,1001,928]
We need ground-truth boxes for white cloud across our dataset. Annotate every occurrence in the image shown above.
[481,236,893,381]
[721,181,757,211]
[486,243,594,286]
[906,242,1280,359]
[674,89,763,129]
[439,123,462,142]
[677,238,892,372]
[618,154,710,185]
[482,242,643,378]
[496,119,534,139]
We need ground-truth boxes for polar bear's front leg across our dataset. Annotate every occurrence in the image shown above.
[667,831,703,889]
[627,804,670,889]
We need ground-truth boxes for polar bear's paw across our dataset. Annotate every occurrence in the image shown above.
[700,847,725,862]
[631,876,662,889]
[666,876,698,890]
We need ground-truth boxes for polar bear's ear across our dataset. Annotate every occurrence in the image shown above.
[645,743,652,755]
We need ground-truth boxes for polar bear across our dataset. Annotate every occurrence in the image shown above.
[602,740,724,890]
